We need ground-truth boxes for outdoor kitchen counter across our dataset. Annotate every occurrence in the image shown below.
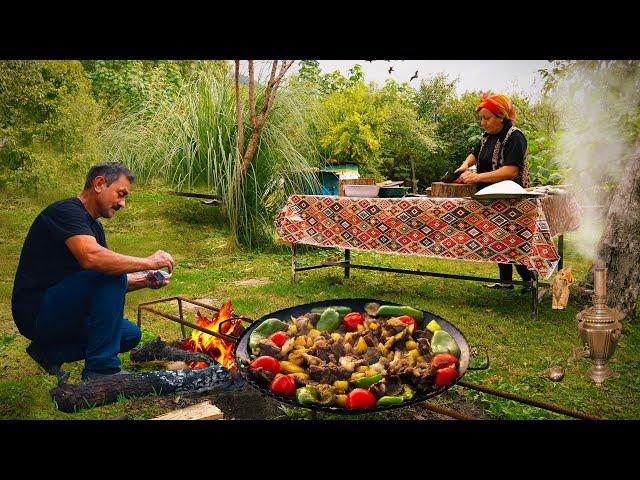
[275,192,581,280]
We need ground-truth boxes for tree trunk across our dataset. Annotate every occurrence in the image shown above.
[583,138,640,319]
[410,157,417,194]
[50,365,237,413]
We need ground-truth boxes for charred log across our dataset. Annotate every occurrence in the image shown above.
[50,364,236,413]
[129,337,213,365]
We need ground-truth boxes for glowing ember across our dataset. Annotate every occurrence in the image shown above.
[177,301,243,370]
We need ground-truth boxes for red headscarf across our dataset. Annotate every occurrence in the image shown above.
[476,93,517,124]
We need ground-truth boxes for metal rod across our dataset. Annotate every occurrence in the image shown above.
[139,306,238,343]
[344,249,351,279]
[177,298,186,339]
[458,380,602,420]
[419,401,478,420]
[291,243,297,283]
[137,296,178,307]
[348,263,532,285]
[531,272,538,320]
[558,235,564,271]
[170,191,220,200]
[175,296,220,312]
[295,262,349,272]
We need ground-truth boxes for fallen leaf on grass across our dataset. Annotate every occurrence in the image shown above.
[485,309,493,313]
[481,375,501,385]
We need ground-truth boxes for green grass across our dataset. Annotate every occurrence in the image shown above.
[1,183,638,419]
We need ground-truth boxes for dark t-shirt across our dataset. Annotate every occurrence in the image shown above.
[11,197,106,335]
[472,120,527,190]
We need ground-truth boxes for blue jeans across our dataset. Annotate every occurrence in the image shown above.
[33,270,141,372]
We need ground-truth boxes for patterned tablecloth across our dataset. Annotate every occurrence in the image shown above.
[275,193,582,280]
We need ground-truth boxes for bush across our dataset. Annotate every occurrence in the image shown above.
[0,60,100,191]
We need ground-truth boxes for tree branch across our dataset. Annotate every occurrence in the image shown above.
[248,60,256,129]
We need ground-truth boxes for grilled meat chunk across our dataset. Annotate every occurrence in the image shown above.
[370,374,404,398]
[417,337,431,356]
[249,366,276,384]
[363,347,382,365]
[311,339,336,363]
[257,338,282,358]
[308,364,349,384]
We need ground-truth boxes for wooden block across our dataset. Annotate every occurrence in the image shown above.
[429,182,477,198]
[152,401,224,420]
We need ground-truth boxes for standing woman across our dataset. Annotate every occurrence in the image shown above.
[454,93,532,290]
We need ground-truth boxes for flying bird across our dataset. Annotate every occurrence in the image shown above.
[388,66,394,75]
[410,70,419,81]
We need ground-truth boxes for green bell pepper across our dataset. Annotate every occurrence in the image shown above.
[376,305,423,322]
[316,308,341,333]
[430,330,461,358]
[249,318,288,353]
[354,373,383,389]
[311,306,352,317]
[376,395,405,407]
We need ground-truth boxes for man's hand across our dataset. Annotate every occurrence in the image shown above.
[454,165,468,174]
[460,171,481,184]
[147,250,174,273]
[145,270,170,290]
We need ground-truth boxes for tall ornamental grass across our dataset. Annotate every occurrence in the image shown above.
[100,66,323,249]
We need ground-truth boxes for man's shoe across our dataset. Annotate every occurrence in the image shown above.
[483,283,514,289]
[81,368,130,382]
[26,342,67,378]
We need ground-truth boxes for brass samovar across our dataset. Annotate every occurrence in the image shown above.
[576,267,624,385]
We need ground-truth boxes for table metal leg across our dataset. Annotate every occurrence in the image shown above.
[344,249,351,279]
[558,235,564,271]
[291,243,297,283]
[531,272,539,320]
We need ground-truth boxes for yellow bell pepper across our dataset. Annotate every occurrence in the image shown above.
[279,361,305,374]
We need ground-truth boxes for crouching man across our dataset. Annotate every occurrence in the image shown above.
[11,162,174,382]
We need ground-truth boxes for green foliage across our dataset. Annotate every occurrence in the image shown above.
[318,83,389,178]
[378,94,439,191]
[100,68,321,250]
[0,60,100,191]
[414,72,458,123]
[82,60,225,118]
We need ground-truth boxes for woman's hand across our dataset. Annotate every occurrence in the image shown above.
[460,171,481,184]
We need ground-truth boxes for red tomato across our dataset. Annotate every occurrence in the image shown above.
[430,353,460,370]
[434,367,458,387]
[345,388,377,409]
[248,356,281,375]
[342,312,364,332]
[397,315,417,328]
[269,374,296,396]
[268,331,288,348]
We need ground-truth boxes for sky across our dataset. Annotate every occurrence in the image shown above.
[287,60,552,100]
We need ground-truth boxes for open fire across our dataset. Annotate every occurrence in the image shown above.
[177,301,244,370]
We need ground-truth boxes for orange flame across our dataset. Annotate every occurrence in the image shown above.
[177,302,243,370]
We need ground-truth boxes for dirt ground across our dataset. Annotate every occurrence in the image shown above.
[123,381,491,420]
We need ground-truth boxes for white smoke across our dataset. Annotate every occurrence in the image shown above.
[550,61,640,260]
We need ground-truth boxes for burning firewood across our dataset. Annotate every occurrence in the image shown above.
[50,365,239,413]
[130,337,214,366]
